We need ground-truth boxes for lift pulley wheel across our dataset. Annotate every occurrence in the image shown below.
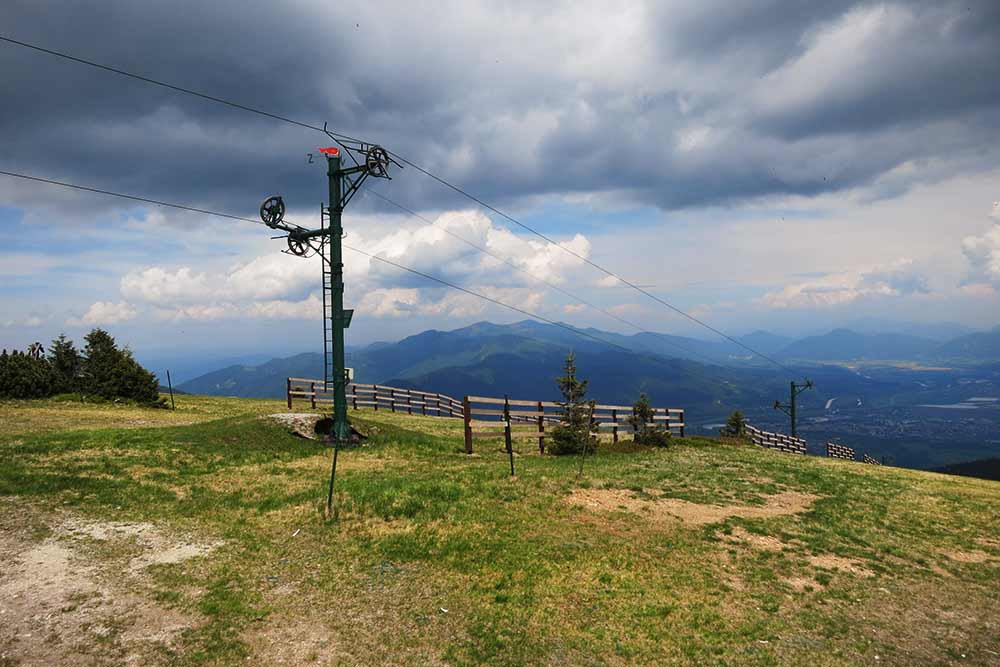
[365,146,391,178]
[287,236,310,256]
[260,195,285,228]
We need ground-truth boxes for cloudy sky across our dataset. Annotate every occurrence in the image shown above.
[2,0,999,371]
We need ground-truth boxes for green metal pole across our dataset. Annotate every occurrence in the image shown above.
[790,381,797,438]
[328,153,350,444]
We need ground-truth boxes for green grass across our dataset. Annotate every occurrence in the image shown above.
[1,395,998,666]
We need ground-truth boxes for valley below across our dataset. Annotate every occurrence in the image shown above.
[174,321,1000,475]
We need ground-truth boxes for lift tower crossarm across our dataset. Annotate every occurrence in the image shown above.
[774,379,813,439]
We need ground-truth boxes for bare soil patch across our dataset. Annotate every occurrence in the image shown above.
[974,537,1000,550]
[0,511,218,665]
[943,549,992,564]
[567,488,819,526]
[808,554,875,577]
[61,517,222,571]
[858,580,1000,666]
[783,575,822,592]
[246,616,343,666]
[724,526,789,551]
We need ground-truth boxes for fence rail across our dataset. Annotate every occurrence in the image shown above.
[745,424,807,455]
[288,378,889,465]
[286,377,464,418]
[462,395,685,454]
[826,442,855,461]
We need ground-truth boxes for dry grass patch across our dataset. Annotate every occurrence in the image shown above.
[246,616,344,666]
[807,554,875,577]
[0,395,288,438]
[974,537,1000,550]
[783,575,822,592]
[943,549,992,564]
[724,526,790,552]
[856,580,1000,666]
[567,487,820,526]
[199,450,389,495]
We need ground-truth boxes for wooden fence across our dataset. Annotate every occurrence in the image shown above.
[462,395,685,454]
[826,442,855,461]
[745,424,807,455]
[286,377,464,417]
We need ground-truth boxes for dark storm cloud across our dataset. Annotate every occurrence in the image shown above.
[2,0,999,220]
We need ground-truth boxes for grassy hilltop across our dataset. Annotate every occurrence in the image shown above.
[1,395,998,666]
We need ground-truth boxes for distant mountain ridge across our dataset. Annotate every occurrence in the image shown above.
[177,320,1000,402]
[932,326,1000,362]
[776,329,939,362]
[177,320,888,420]
[179,320,780,406]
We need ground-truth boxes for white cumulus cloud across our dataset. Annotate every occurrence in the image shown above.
[69,301,138,326]
[960,203,1000,288]
[759,259,930,309]
[112,209,581,322]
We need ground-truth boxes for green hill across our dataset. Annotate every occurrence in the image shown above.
[177,320,882,422]
[777,328,939,361]
[933,327,1000,363]
[0,395,997,666]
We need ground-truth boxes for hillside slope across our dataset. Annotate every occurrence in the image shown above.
[933,327,1000,362]
[1,395,997,666]
[777,328,939,361]
[178,321,884,418]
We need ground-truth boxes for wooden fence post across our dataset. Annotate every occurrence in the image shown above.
[373,384,378,411]
[286,378,292,409]
[679,410,685,437]
[612,408,618,444]
[310,382,316,409]
[351,384,357,410]
[390,388,395,413]
[504,395,514,476]
[537,400,545,454]
[463,397,473,454]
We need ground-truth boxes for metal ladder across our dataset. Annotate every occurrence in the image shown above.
[320,204,334,392]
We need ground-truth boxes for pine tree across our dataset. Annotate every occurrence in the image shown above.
[0,346,54,398]
[628,393,671,447]
[48,333,81,394]
[81,328,162,405]
[723,410,746,438]
[548,352,597,455]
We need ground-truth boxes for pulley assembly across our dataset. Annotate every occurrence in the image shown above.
[259,195,285,228]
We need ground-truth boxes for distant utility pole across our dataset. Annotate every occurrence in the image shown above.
[774,379,813,438]
[259,132,399,514]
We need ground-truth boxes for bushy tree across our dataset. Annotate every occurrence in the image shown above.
[0,330,161,404]
[0,348,55,399]
[81,329,162,405]
[548,352,597,455]
[628,393,671,447]
[48,333,81,394]
[722,410,747,438]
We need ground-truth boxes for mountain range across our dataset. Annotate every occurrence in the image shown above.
[176,319,1000,420]
[178,321,1000,401]
[176,320,1000,471]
